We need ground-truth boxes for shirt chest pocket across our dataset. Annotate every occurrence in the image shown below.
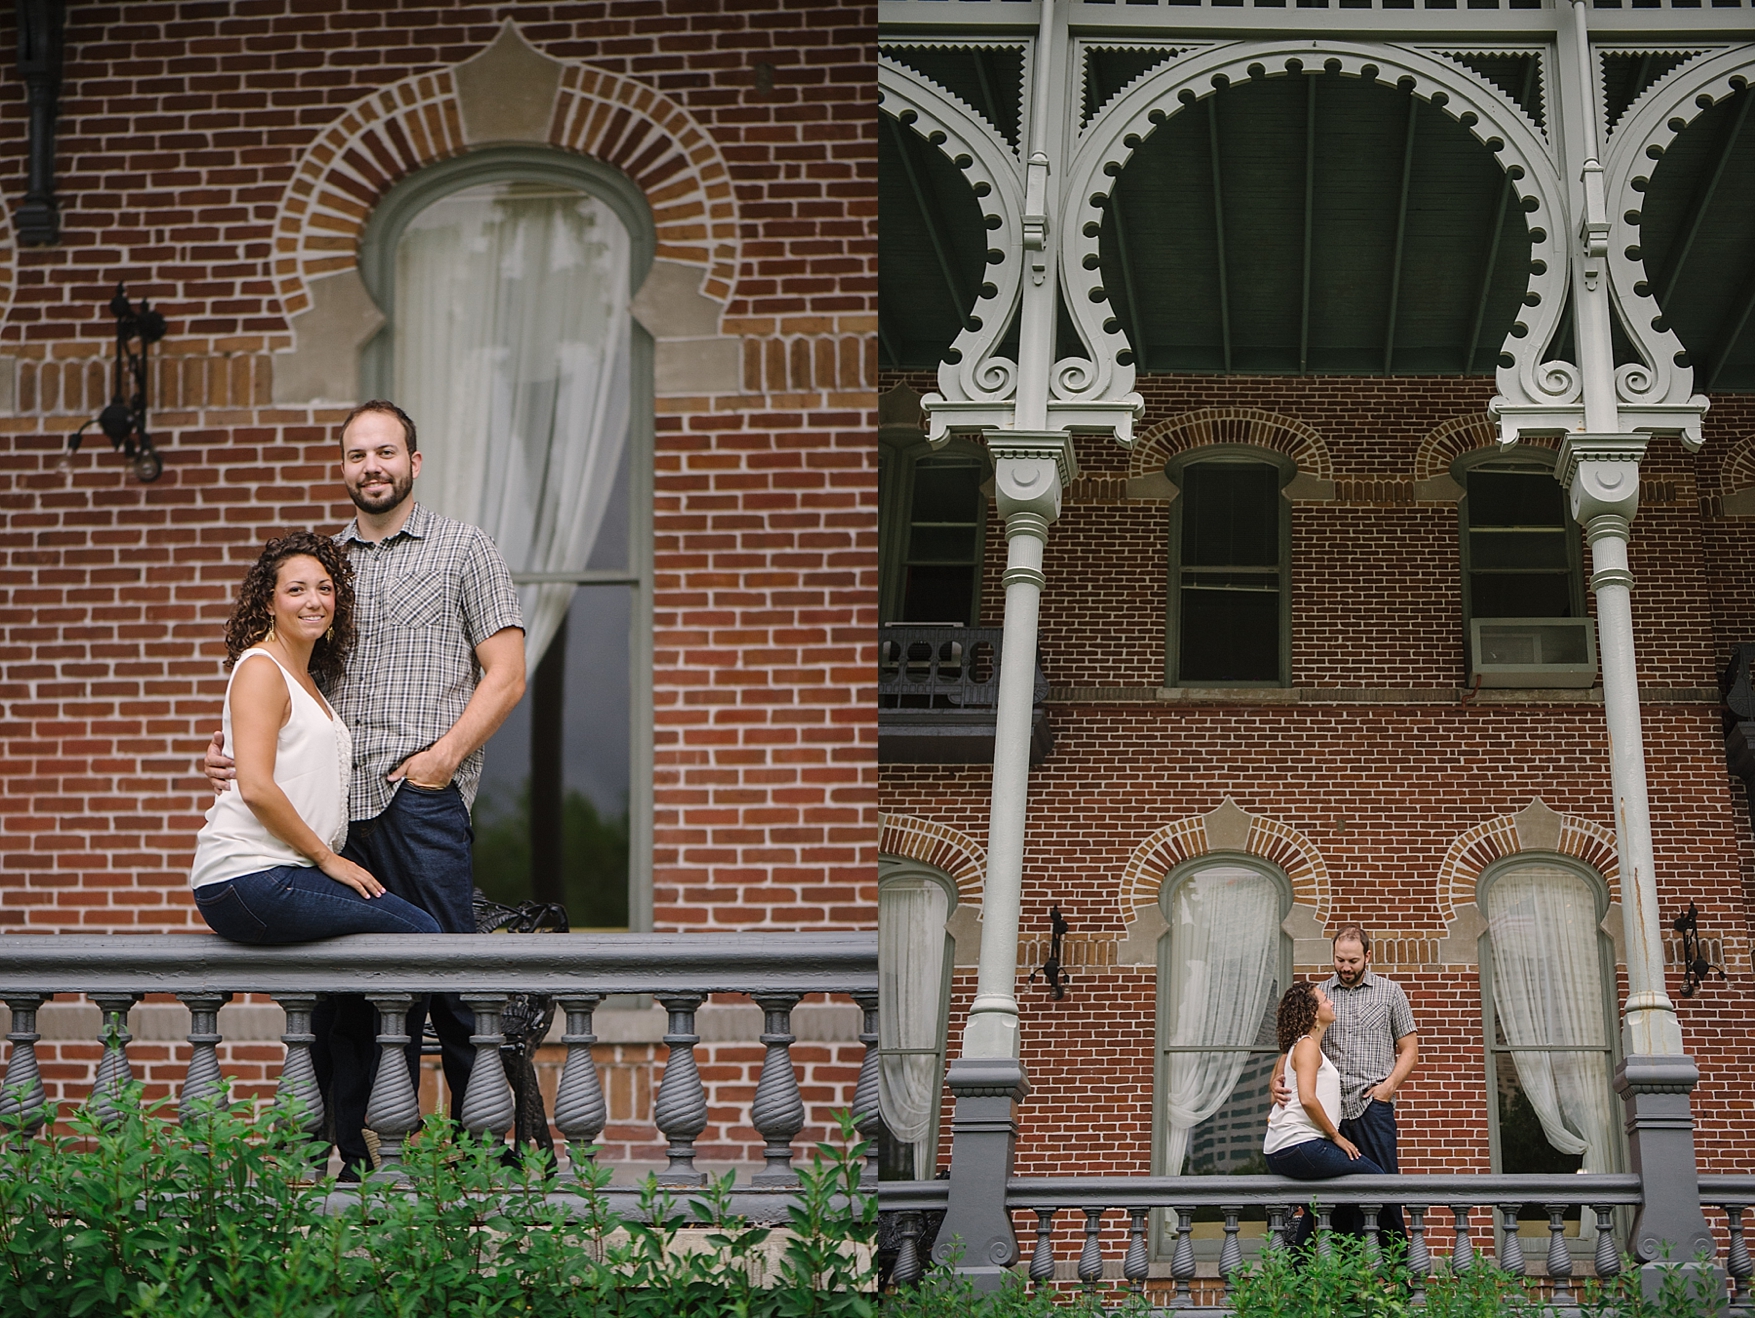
[386,576,447,629]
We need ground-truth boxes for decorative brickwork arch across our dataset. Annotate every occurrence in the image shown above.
[878,813,985,908]
[0,199,13,332]
[1413,413,1558,482]
[1716,434,1755,498]
[1119,797,1329,921]
[1129,409,1332,484]
[271,32,738,325]
[1435,798,1620,928]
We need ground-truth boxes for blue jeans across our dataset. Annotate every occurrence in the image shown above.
[311,782,479,1172]
[1267,1134,1388,1250]
[194,864,442,942]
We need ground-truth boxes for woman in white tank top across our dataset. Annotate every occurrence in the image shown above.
[189,533,439,944]
[1262,981,1387,1247]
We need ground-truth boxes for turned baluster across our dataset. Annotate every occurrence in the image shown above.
[1407,1206,1431,1305]
[1724,1203,1752,1305]
[652,993,707,1184]
[1266,1204,1290,1253]
[1544,1203,1575,1306]
[893,1210,924,1286]
[851,990,880,1183]
[0,994,48,1141]
[1591,1205,1621,1280]
[272,994,325,1140]
[1124,1207,1150,1296]
[177,992,227,1128]
[1078,1207,1104,1294]
[1029,1207,1056,1288]
[88,994,138,1127]
[362,992,419,1182]
[1451,1204,1476,1275]
[1221,1205,1245,1295]
[1498,1202,1526,1278]
[1170,1206,1196,1307]
[1361,1203,1383,1267]
[458,993,515,1142]
[750,992,805,1184]
[553,994,606,1180]
[1315,1202,1334,1259]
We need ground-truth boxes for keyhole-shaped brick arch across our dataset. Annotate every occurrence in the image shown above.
[1128,408,1333,485]
[271,52,739,327]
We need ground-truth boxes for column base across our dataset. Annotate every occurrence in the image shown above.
[1614,1055,1715,1269]
[936,1057,1030,1291]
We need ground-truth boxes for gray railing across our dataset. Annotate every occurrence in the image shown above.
[0,933,878,1217]
[878,626,1011,708]
[882,1172,1755,1305]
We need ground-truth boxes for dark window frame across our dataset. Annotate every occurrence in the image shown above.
[879,426,991,627]
[1165,446,1295,688]
[1454,449,1587,670]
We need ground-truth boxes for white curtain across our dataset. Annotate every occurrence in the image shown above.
[1488,865,1620,1238]
[395,182,632,674]
[1163,865,1282,1175]
[879,875,952,1179]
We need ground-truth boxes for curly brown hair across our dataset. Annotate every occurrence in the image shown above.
[1276,981,1321,1054]
[224,531,357,689]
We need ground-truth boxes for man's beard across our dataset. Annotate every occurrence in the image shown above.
[1336,967,1363,985]
[347,469,413,514]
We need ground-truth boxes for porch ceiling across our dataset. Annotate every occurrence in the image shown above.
[877,74,1755,392]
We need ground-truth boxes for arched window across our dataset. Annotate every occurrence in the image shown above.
[1154,856,1291,1178]
[878,857,959,1180]
[1166,449,1293,687]
[1478,856,1622,1178]
[1454,451,1591,687]
[359,148,655,929]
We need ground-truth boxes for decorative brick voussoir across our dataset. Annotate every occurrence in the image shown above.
[1435,800,1621,926]
[1130,408,1333,483]
[878,812,984,906]
[1412,412,1558,483]
[1117,799,1329,920]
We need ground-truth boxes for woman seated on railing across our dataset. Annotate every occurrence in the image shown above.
[1263,981,1385,1248]
[188,532,439,943]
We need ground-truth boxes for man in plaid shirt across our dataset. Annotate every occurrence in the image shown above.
[206,400,526,1178]
[1272,925,1420,1243]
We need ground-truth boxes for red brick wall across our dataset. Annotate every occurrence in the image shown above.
[880,368,1755,1187]
[0,1,878,935]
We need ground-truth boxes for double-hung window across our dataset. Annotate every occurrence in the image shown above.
[879,426,989,627]
[1166,452,1292,687]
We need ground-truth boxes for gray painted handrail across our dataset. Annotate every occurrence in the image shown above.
[0,932,877,996]
[1002,1173,1644,1208]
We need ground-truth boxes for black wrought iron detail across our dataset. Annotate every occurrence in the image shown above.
[1673,901,1725,998]
[1029,904,1070,1000]
[67,286,167,482]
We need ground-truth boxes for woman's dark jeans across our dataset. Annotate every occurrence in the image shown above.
[1266,1137,1388,1249]
[194,864,442,943]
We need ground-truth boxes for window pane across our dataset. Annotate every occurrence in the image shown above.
[899,457,983,624]
[1180,587,1279,682]
[1469,471,1567,528]
[1469,529,1569,570]
[902,566,976,625]
[1182,463,1279,567]
[909,458,982,524]
[1494,1042,1585,1176]
[1470,571,1574,619]
[474,586,631,928]
[906,525,979,563]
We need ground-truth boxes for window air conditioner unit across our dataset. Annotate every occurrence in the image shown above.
[1469,617,1598,689]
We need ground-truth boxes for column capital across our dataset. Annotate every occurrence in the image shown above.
[986,428,1079,522]
[1556,432,1648,525]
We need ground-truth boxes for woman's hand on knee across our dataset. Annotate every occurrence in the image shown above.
[1336,1135,1363,1161]
[319,852,385,900]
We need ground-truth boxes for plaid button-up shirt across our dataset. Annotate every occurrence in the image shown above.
[326,502,523,821]
[1319,969,1417,1120]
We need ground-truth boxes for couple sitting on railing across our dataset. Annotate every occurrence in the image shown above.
[188,399,527,1180]
[1261,928,1420,1249]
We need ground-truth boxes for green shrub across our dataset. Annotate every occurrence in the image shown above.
[0,1085,874,1318]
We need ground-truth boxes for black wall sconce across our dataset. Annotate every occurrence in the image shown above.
[15,0,67,246]
[67,286,166,482]
[1672,902,1725,998]
[1029,904,1070,1000]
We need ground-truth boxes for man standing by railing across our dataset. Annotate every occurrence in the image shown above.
[1272,925,1420,1244]
[205,400,527,1179]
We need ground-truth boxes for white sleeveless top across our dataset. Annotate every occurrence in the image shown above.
[1263,1043,1343,1155]
[189,648,352,890]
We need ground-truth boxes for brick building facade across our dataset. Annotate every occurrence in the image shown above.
[0,0,877,1167]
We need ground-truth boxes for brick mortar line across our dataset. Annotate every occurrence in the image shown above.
[1043,686,1722,705]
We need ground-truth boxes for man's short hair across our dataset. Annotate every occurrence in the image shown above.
[340,399,418,455]
[1332,924,1371,956]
